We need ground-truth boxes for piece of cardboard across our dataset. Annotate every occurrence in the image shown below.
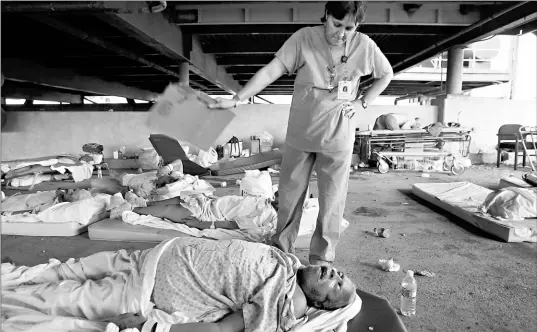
[148,134,189,164]
[147,84,235,151]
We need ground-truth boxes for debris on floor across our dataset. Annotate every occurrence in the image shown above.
[378,258,400,272]
[373,227,390,238]
[415,270,436,278]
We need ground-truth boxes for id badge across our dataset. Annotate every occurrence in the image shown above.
[337,80,354,100]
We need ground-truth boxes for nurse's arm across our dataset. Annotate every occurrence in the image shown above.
[170,310,245,332]
[234,58,287,102]
[360,72,393,106]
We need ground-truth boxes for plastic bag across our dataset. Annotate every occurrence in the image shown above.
[240,170,273,198]
[137,149,162,170]
[195,147,218,168]
[257,131,274,153]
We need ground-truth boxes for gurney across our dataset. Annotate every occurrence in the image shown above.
[412,182,537,242]
[355,127,472,170]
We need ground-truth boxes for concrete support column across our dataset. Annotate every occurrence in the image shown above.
[509,35,521,100]
[179,62,189,86]
[446,46,464,95]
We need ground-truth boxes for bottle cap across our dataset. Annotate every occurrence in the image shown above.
[407,270,414,276]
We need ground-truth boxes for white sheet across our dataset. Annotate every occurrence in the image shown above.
[51,164,94,182]
[122,211,272,242]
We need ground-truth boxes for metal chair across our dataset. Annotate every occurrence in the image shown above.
[496,124,526,170]
[519,126,537,171]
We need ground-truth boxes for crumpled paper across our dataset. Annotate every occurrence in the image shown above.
[378,258,400,272]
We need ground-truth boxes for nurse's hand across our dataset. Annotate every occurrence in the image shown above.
[105,313,146,331]
[208,97,238,110]
[342,102,356,119]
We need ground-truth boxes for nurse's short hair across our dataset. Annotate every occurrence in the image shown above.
[321,1,368,24]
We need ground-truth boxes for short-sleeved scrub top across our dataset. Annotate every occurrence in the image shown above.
[275,25,393,153]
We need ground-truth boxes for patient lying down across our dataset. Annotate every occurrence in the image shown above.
[2,238,358,332]
[132,191,279,230]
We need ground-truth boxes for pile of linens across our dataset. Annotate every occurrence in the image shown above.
[1,155,94,187]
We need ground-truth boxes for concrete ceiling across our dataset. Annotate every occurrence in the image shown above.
[1,1,536,107]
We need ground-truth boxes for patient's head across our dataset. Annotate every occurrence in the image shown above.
[297,265,356,310]
[271,190,279,211]
[155,175,176,188]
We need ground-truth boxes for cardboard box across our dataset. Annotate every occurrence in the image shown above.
[147,84,236,151]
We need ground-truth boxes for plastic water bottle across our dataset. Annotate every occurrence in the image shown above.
[400,270,417,316]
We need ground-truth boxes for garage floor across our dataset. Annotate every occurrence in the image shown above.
[2,165,536,332]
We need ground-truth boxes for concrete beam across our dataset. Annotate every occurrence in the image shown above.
[102,12,241,94]
[392,72,510,82]
[2,58,158,101]
[466,9,537,43]
[172,2,480,26]
[359,1,535,89]
[180,24,465,36]
[1,82,84,104]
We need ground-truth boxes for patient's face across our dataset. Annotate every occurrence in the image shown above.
[155,175,176,188]
[272,191,279,210]
[297,265,356,309]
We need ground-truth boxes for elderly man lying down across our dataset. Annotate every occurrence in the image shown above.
[129,191,279,231]
[2,238,361,332]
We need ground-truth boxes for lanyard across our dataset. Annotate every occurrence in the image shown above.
[326,33,354,91]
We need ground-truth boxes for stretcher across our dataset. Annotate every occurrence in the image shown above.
[355,127,472,173]
[412,182,537,242]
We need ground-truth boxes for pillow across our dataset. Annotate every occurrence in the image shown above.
[37,196,109,225]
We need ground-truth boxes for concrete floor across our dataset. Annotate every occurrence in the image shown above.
[2,165,536,332]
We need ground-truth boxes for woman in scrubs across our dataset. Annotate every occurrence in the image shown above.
[210,1,393,265]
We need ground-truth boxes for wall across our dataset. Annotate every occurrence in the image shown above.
[1,104,436,160]
[2,111,156,160]
[435,95,537,153]
[0,106,292,160]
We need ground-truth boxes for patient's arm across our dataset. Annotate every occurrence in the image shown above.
[185,219,240,230]
[105,313,146,331]
[133,205,192,222]
[147,196,184,206]
[170,310,244,332]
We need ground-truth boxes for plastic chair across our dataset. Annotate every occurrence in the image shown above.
[496,124,525,170]
[347,288,408,332]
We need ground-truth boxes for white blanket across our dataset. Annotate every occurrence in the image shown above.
[51,164,94,182]
[122,211,272,242]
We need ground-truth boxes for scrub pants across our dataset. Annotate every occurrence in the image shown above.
[271,143,352,263]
